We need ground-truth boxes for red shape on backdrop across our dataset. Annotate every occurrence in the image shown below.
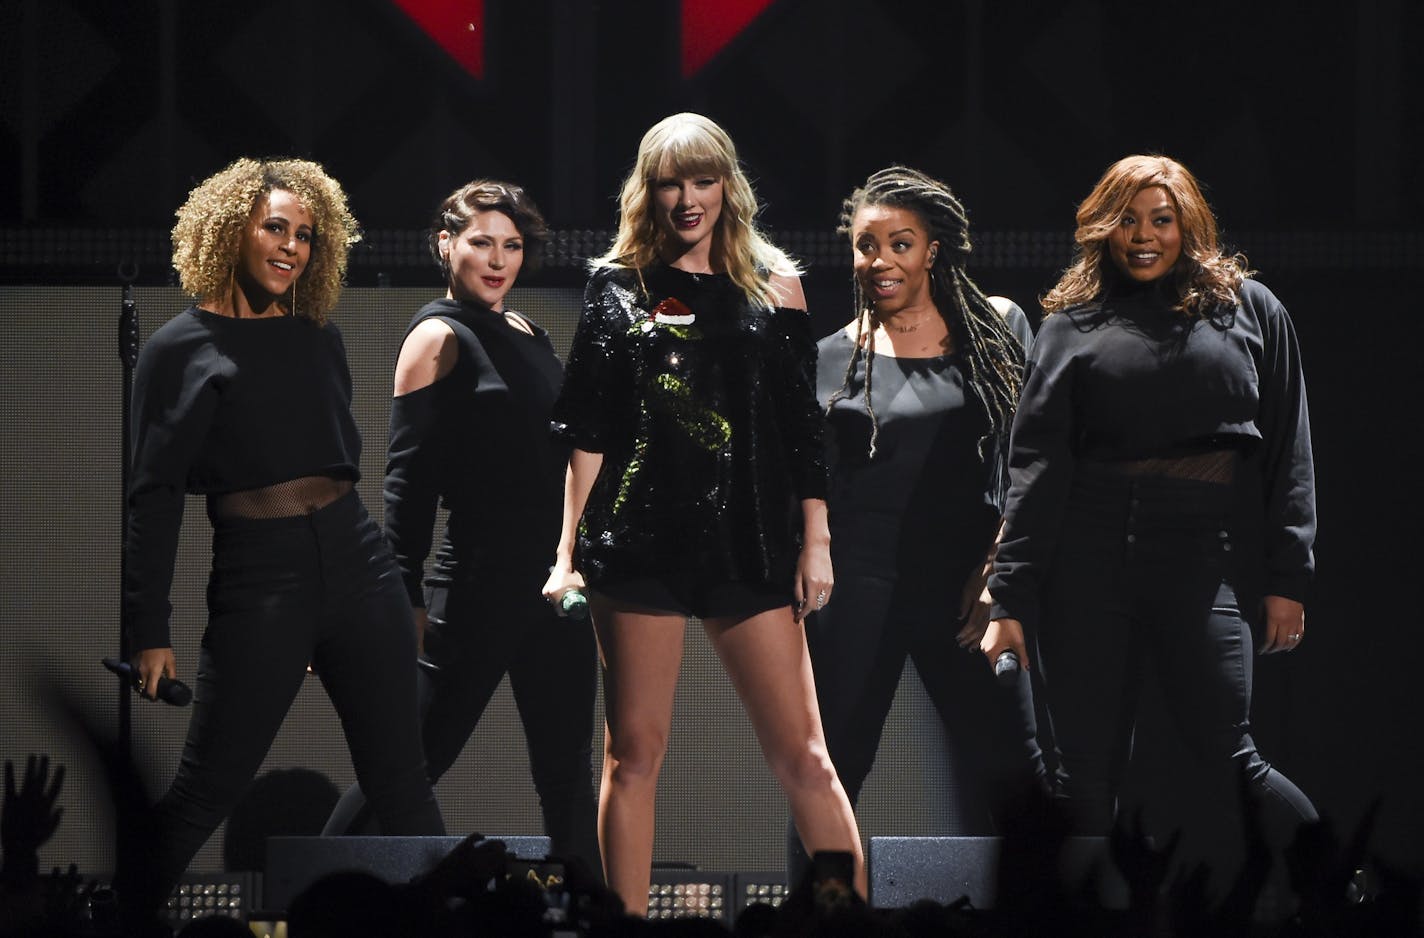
[681,0,774,78]
[392,0,485,80]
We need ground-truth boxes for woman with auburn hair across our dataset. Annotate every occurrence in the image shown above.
[322,179,601,879]
[787,165,1052,883]
[985,154,1318,848]
[542,112,864,911]
[119,158,444,928]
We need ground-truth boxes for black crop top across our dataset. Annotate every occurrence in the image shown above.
[124,306,362,650]
[990,278,1316,629]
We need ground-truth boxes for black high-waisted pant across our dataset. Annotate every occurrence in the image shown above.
[120,491,444,915]
[323,566,602,878]
[786,561,1050,884]
[1038,463,1316,842]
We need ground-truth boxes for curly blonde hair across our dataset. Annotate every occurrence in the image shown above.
[171,157,361,323]
[592,112,798,310]
[1042,154,1249,317]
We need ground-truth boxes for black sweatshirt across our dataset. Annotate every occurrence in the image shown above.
[989,279,1315,631]
[123,307,362,651]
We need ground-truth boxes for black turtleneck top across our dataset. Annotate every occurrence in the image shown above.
[383,299,569,606]
[551,264,827,591]
[990,278,1315,630]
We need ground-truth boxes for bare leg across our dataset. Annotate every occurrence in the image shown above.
[705,606,866,896]
[591,598,687,915]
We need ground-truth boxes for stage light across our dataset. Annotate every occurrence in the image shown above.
[646,869,729,920]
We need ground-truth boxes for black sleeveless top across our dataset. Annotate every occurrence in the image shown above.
[383,298,568,605]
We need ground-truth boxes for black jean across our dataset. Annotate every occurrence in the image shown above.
[786,565,1050,884]
[118,491,444,919]
[323,566,602,878]
[1038,463,1316,842]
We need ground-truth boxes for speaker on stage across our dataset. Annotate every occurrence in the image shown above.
[868,836,1129,910]
[262,834,551,913]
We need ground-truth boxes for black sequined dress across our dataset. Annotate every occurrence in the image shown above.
[551,264,828,593]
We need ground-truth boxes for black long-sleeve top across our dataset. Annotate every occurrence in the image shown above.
[124,307,363,651]
[550,264,827,591]
[990,278,1315,631]
[383,299,568,606]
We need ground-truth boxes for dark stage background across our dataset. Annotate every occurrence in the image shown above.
[1,0,1421,887]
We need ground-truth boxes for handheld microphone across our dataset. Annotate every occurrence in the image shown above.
[993,649,1021,687]
[101,657,192,706]
[558,588,590,621]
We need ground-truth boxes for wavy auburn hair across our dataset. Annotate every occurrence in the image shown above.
[171,157,361,324]
[591,112,798,309]
[1042,154,1249,317]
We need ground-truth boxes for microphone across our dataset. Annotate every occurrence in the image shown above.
[558,588,590,621]
[993,649,1021,687]
[101,657,192,706]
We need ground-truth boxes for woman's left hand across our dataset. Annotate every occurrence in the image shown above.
[795,541,833,623]
[1260,595,1305,653]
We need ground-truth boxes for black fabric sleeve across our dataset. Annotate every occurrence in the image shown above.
[985,300,1035,514]
[770,305,829,501]
[383,381,445,607]
[1247,281,1316,600]
[989,313,1079,629]
[123,330,219,652]
[550,271,631,453]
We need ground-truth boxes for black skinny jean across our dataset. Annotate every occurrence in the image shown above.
[786,566,1050,884]
[1038,463,1316,843]
[119,491,444,918]
[322,567,602,878]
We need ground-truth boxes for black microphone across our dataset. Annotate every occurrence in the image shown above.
[102,657,192,706]
[993,649,1021,687]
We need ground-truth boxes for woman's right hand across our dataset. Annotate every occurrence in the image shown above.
[541,561,586,608]
[132,647,177,701]
[980,618,1028,672]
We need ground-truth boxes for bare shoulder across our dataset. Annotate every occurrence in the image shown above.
[769,271,807,311]
[394,317,458,395]
[987,295,1016,317]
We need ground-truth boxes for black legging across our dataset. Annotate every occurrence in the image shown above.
[786,564,1049,884]
[1038,463,1316,844]
[323,568,602,878]
[118,490,444,918]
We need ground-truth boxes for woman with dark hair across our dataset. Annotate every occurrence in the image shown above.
[986,154,1318,847]
[120,157,444,928]
[322,179,602,877]
[788,165,1050,882]
[542,112,864,912]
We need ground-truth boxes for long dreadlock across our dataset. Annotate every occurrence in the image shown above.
[825,166,1024,481]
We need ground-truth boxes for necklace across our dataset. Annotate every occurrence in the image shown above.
[879,314,934,334]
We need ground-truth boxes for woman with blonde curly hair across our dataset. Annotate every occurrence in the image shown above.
[118,157,444,928]
[985,154,1318,851]
[542,112,864,910]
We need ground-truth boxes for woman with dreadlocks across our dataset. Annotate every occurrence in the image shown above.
[986,154,1317,847]
[786,165,1050,882]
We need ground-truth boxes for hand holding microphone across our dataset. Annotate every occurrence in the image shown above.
[101,657,192,706]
